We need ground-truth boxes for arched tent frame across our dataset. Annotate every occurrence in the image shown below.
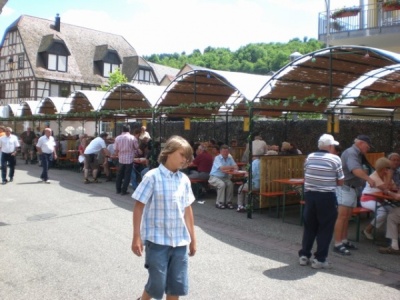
[244,45,400,218]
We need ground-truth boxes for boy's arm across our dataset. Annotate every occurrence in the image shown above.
[132,200,145,257]
[184,206,197,256]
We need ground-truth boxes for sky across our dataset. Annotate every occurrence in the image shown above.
[0,0,360,56]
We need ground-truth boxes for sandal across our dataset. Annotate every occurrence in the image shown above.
[333,244,351,256]
[379,246,400,255]
[342,241,358,250]
[215,203,225,209]
[226,202,234,209]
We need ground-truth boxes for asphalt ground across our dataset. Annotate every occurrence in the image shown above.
[1,161,400,300]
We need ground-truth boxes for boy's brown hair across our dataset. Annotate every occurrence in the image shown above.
[158,135,193,165]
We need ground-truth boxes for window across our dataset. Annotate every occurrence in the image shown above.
[138,69,151,82]
[0,84,5,99]
[18,82,30,98]
[8,31,17,45]
[103,63,119,77]
[18,54,24,69]
[48,54,67,72]
[50,83,70,97]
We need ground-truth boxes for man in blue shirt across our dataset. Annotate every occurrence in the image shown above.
[208,144,238,209]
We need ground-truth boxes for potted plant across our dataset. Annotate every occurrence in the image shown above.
[382,0,400,12]
[331,6,361,19]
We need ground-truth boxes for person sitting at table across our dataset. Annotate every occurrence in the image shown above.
[388,152,400,189]
[209,145,220,158]
[236,148,263,212]
[279,141,299,155]
[360,157,397,240]
[208,144,238,209]
[241,132,268,163]
[378,203,400,255]
[188,144,213,181]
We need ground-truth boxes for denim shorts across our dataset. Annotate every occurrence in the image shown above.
[336,185,357,208]
[144,241,188,299]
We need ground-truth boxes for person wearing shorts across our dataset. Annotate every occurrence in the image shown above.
[83,132,110,183]
[131,135,196,300]
[333,135,376,255]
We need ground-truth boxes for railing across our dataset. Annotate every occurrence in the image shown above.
[318,3,400,37]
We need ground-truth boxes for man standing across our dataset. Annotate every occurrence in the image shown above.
[333,135,376,255]
[20,127,36,164]
[139,126,151,141]
[83,132,110,183]
[298,134,344,269]
[0,125,6,168]
[0,127,20,184]
[114,125,136,195]
[208,144,238,209]
[36,128,57,183]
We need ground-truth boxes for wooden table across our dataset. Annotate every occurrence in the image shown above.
[273,178,304,224]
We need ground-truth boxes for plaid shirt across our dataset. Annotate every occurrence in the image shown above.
[132,164,195,247]
[114,132,136,164]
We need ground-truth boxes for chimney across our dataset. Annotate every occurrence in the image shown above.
[55,13,60,32]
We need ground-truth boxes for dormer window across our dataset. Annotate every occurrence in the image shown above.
[48,54,67,72]
[38,35,71,73]
[103,62,119,77]
[94,45,122,78]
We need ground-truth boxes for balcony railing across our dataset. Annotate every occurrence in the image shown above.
[318,3,400,38]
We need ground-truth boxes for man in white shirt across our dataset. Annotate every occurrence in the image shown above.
[83,132,110,183]
[139,126,151,141]
[36,128,57,184]
[0,127,20,184]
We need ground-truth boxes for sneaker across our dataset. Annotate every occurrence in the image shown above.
[342,241,358,250]
[9,178,13,182]
[311,259,332,269]
[299,256,309,266]
[84,178,90,184]
[92,178,101,183]
[44,180,50,184]
[362,229,374,240]
[333,244,351,256]
[237,206,246,212]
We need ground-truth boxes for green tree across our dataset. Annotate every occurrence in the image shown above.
[99,68,128,91]
[144,38,324,75]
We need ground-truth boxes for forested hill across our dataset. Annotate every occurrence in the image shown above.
[144,38,324,75]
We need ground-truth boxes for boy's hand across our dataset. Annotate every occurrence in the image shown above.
[189,241,197,257]
[131,236,143,257]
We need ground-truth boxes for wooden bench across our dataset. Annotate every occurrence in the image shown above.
[190,178,209,201]
[258,155,306,213]
[351,207,373,242]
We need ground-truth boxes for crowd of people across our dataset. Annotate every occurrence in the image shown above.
[2,124,400,279]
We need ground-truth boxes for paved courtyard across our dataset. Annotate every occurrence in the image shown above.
[1,163,400,299]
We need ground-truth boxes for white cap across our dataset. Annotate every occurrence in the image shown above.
[318,134,339,147]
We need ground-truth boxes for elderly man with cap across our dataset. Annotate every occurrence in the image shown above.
[333,135,376,256]
[298,134,344,269]
[0,127,20,184]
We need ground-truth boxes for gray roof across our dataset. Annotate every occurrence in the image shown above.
[147,61,179,83]
[6,15,139,86]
